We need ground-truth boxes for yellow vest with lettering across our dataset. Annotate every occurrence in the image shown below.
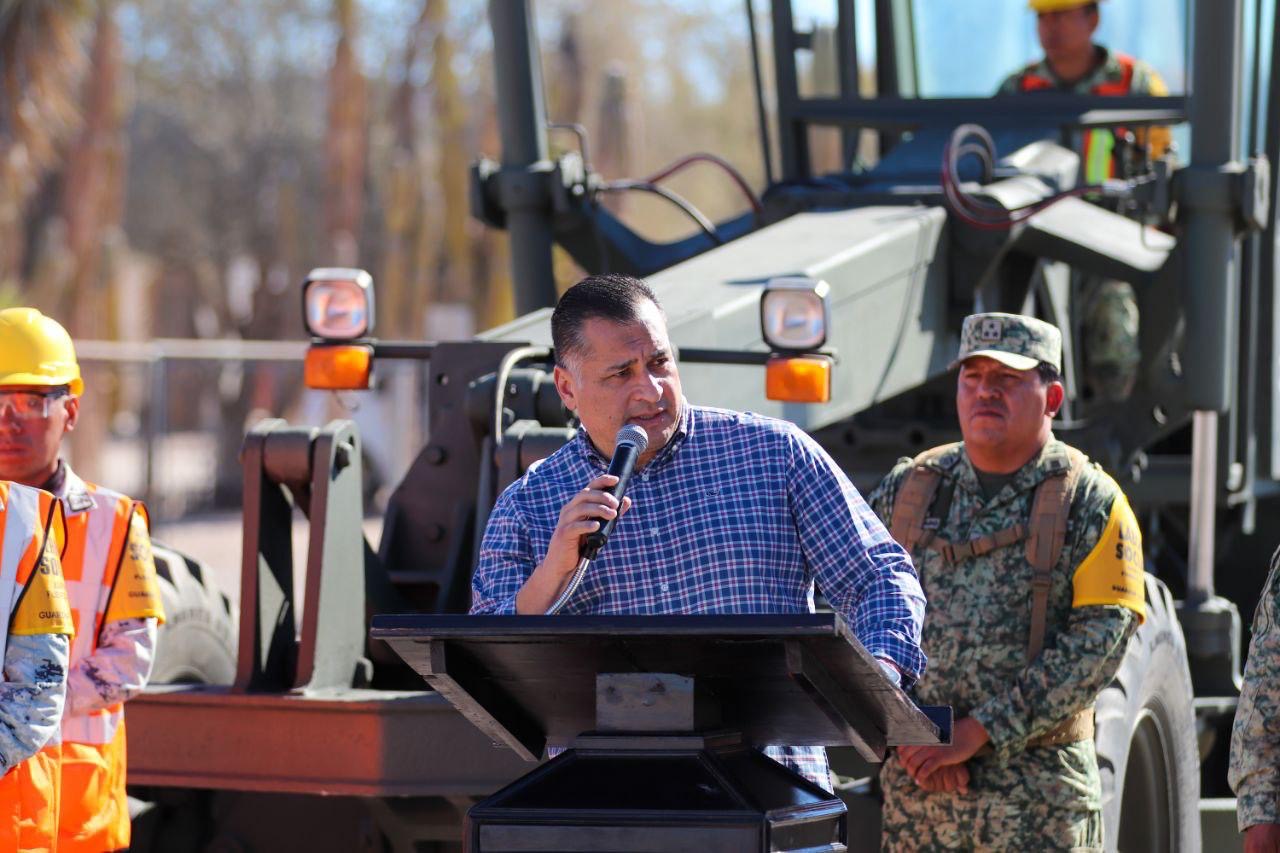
[57,472,164,853]
[0,480,75,853]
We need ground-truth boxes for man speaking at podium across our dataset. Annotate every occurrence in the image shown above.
[471,273,927,791]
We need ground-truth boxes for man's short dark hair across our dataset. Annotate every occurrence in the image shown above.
[1036,362,1062,385]
[551,274,662,368]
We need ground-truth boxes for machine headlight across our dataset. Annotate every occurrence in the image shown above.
[303,268,374,340]
[760,277,831,352]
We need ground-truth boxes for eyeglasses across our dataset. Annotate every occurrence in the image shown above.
[0,391,68,421]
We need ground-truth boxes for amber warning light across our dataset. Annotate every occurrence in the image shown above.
[759,276,833,403]
[765,355,832,404]
[304,344,373,391]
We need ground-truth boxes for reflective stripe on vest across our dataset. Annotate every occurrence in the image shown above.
[1018,54,1137,183]
[0,483,63,853]
[1082,129,1117,183]
[58,472,134,746]
[1083,56,1136,182]
[0,483,45,662]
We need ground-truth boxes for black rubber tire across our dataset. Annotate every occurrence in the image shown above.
[149,542,238,685]
[1095,573,1201,853]
[130,544,239,850]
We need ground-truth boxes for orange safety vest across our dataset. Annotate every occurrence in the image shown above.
[1019,53,1137,182]
[56,473,162,853]
[0,481,74,853]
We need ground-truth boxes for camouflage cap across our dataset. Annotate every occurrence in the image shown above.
[952,312,1062,372]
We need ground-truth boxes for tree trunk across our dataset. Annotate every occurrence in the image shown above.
[325,0,367,267]
[0,2,89,285]
[60,1,127,486]
[428,0,472,316]
[379,4,431,338]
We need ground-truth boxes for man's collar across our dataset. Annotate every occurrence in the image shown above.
[957,435,1067,505]
[645,399,693,473]
[574,398,693,471]
[44,461,95,513]
[1039,44,1111,90]
[1008,436,1069,491]
[36,459,67,497]
[575,427,607,467]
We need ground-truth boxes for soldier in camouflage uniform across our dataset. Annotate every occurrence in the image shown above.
[996,0,1172,180]
[997,0,1173,403]
[1230,548,1280,853]
[869,313,1146,851]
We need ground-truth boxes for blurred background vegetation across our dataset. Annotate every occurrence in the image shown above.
[1,0,766,340]
[0,0,1193,522]
[0,0,767,511]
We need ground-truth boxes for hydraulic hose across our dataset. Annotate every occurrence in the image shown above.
[941,123,1125,230]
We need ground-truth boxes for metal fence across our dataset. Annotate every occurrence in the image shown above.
[69,339,425,524]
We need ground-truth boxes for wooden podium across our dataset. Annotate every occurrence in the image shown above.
[372,613,949,852]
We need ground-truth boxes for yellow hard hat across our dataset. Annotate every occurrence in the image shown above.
[0,308,83,395]
[1029,0,1104,11]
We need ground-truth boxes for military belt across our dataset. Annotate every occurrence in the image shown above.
[973,707,1095,758]
[1026,707,1095,748]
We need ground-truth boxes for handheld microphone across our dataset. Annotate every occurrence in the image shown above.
[547,423,650,615]
[579,423,649,560]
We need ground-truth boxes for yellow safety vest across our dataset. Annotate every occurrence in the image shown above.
[0,480,75,853]
[56,471,164,853]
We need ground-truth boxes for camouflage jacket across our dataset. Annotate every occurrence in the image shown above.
[995,45,1172,175]
[868,438,1140,767]
[1230,552,1280,829]
[995,45,1166,96]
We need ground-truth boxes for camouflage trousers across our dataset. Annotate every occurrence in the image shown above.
[879,743,1103,852]
[1084,278,1140,402]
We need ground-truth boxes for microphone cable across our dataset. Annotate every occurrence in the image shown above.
[545,423,649,615]
[546,555,594,616]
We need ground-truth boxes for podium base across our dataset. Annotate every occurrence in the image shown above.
[465,732,847,852]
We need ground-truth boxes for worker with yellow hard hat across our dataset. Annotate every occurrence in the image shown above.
[998,0,1170,405]
[0,308,165,852]
[998,0,1172,182]
[0,475,74,853]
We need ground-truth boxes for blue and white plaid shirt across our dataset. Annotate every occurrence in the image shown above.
[472,402,926,789]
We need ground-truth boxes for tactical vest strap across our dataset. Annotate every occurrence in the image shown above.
[937,523,1027,564]
[888,443,960,552]
[1024,446,1089,662]
[892,443,1091,664]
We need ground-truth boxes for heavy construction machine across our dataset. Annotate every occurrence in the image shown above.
[124,0,1280,850]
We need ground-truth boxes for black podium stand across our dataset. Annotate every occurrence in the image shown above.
[372,613,949,853]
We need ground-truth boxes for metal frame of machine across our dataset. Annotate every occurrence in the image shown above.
[127,1,1280,849]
